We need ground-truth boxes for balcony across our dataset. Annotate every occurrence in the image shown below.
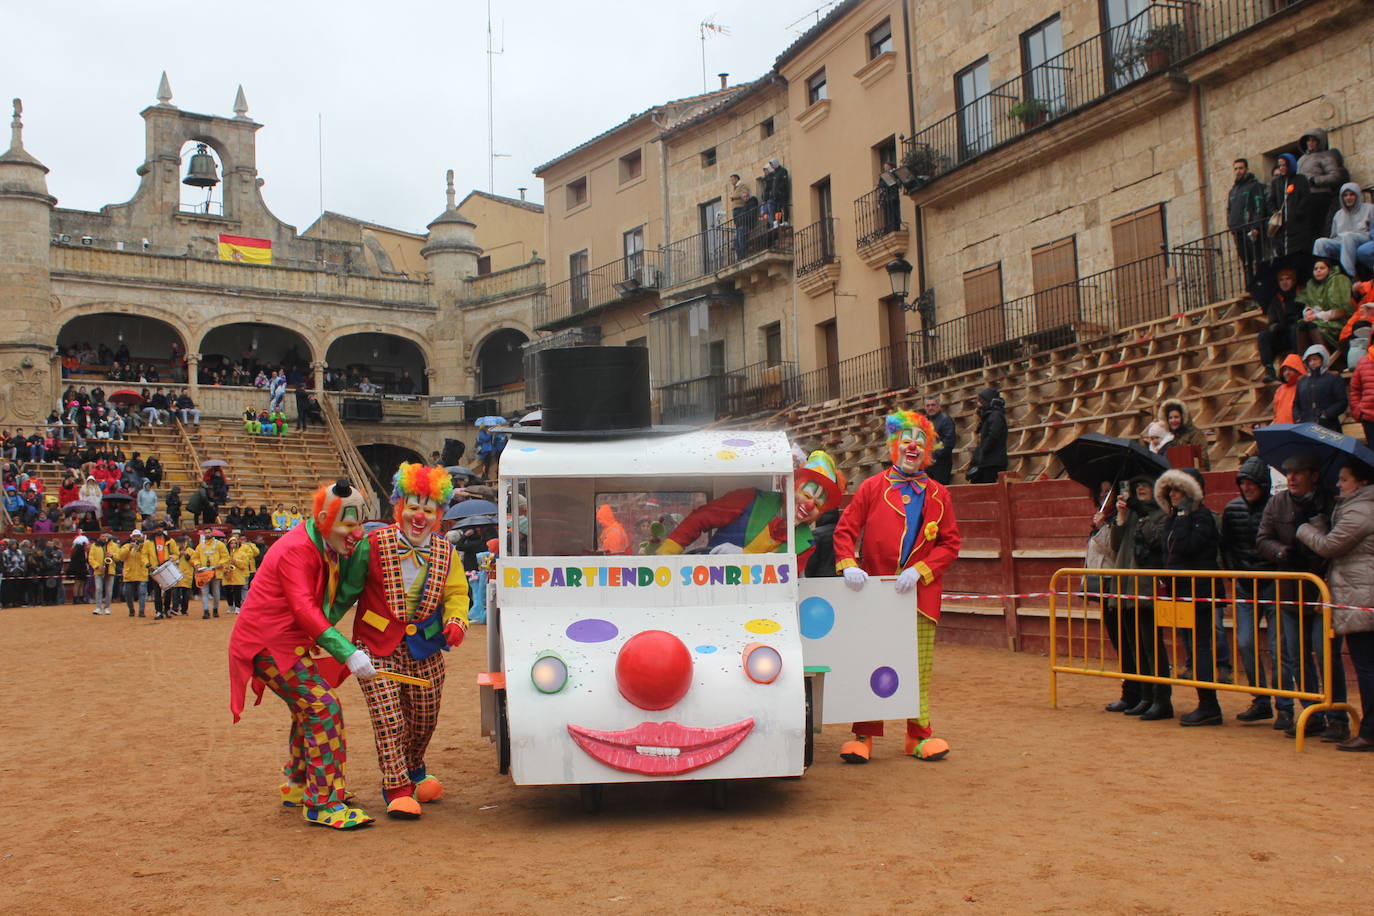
[900,0,1299,203]
[661,212,793,294]
[794,217,839,297]
[787,342,913,406]
[852,186,908,268]
[657,360,798,425]
[464,259,545,306]
[535,250,669,332]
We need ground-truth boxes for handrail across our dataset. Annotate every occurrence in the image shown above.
[795,217,838,276]
[853,186,904,247]
[536,249,670,329]
[172,412,206,478]
[662,210,794,290]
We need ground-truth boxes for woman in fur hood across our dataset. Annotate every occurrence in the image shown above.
[1159,399,1210,469]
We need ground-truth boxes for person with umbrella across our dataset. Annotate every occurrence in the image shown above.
[1109,476,1172,718]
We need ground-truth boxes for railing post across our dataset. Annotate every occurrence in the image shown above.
[995,471,1022,651]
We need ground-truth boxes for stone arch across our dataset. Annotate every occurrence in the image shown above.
[195,312,319,363]
[356,442,429,504]
[324,327,432,395]
[177,138,227,216]
[324,323,436,368]
[56,301,193,356]
[473,326,530,393]
[197,320,316,383]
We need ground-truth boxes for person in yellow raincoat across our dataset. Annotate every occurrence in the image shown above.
[222,534,257,615]
[87,532,118,615]
[272,504,292,530]
[116,529,154,618]
[193,531,230,618]
[170,533,196,617]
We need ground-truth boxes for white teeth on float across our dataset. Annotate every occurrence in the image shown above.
[634,745,682,757]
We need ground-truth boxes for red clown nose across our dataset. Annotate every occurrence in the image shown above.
[616,630,693,710]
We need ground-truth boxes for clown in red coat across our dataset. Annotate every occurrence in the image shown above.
[832,409,961,763]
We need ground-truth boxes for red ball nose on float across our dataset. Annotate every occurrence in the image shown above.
[615,630,693,711]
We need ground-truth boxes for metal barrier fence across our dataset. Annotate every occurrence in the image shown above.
[1048,567,1360,751]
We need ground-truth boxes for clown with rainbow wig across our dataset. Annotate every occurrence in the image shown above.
[832,408,962,764]
[346,462,469,819]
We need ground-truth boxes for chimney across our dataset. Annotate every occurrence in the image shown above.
[517,187,527,201]
[718,73,728,90]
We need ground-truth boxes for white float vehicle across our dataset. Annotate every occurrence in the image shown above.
[476,425,922,810]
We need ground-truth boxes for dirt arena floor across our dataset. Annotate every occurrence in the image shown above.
[1,601,1369,915]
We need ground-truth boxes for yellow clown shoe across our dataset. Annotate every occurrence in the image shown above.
[279,782,306,807]
[839,735,873,764]
[302,802,374,830]
[414,775,444,803]
[904,735,950,761]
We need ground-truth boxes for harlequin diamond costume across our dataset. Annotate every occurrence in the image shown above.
[832,410,962,763]
[227,479,376,830]
[656,450,844,565]
[348,463,469,819]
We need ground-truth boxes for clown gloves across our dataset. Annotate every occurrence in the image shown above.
[842,567,869,591]
[894,566,921,594]
[444,622,465,648]
[709,542,744,555]
[345,649,378,680]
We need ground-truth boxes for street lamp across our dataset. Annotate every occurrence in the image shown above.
[886,255,913,302]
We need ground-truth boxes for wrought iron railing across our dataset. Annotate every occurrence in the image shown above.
[656,359,798,424]
[795,217,838,276]
[901,0,1292,185]
[787,342,913,405]
[663,211,794,290]
[854,186,904,247]
[535,249,670,329]
[1171,217,1269,313]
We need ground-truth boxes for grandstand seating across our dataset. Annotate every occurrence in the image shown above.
[186,420,353,509]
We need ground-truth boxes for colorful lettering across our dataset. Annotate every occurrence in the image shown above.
[533,567,551,587]
[778,563,790,583]
[567,567,583,587]
[762,565,779,584]
[692,565,709,586]
[657,566,673,586]
[519,567,534,588]
[725,566,742,585]
[503,567,521,588]
[550,567,565,587]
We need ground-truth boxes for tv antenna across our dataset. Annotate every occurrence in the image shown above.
[700,18,729,92]
[487,0,510,193]
[785,2,840,33]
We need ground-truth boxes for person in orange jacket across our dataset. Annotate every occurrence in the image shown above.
[832,409,961,763]
[1349,341,1374,446]
[1272,352,1307,425]
[596,503,631,555]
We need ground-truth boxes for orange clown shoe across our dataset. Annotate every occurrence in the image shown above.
[386,796,422,819]
[905,735,950,761]
[839,735,873,764]
[414,775,444,803]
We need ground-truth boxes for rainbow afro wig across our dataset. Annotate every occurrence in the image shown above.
[884,409,939,468]
[390,462,453,506]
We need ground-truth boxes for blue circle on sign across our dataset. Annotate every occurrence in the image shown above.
[520,446,537,452]
[870,666,899,698]
[695,645,718,654]
[798,596,835,640]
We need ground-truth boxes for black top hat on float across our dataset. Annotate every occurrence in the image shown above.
[509,346,694,439]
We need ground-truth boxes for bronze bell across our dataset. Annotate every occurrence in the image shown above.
[182,143,219,188]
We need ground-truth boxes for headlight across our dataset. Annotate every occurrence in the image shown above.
[742,643,782,684]
[531,651,569,694]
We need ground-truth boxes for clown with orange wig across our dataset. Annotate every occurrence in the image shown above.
[347,462,469,819]
[832,408,962,764]
[227,478,376,830]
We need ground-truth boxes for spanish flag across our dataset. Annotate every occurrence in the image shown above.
[217,233,273,265]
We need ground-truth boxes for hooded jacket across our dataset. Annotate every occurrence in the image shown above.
[1272,352,1307,424]
[596,503,630,555]
[1350,347,1374,422]
[1296,129,1348,193]
[1297,267,1352,323]
[1220,457,1274,572]
[970,388,1008,473]
[1227,170,1267,231]
[1296,483,1374,634]
[1329,181,1374,238]
[1158,398,1209,468]
[1108,475,1165,597]
[1156,467,1220,597]
[1293,344,1347,430]
[1267,154,1313,257]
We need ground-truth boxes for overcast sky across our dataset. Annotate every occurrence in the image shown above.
[3,0,837,235]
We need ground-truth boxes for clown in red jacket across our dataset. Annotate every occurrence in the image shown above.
[347,462,469,819]
[832,409,961,763]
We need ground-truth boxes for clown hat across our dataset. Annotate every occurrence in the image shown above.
[794,450,845,511]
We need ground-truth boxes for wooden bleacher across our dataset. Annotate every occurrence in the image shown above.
[187,419,352,509]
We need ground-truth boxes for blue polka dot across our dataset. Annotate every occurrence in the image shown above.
[519,446,537,452]
[798,596,835,640]
[870,666,899,699]
[694,645,717,654]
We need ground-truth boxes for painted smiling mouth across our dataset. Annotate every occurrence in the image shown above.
[567,719,755,775]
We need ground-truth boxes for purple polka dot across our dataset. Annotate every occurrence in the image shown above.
[870,666,899,699]
[566,619,619,643]
[722,438,754,447]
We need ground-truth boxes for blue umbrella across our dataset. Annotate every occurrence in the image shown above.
[443,499,498,521]
[1252,423,1374,488]
[474,416,506,428]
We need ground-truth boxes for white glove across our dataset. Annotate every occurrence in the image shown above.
[894,566,922,595]
[842,566,869,591]
[709,542,744,555]
[345,649,377,681]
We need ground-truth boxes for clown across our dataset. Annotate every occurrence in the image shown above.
[832,409,962,763]
[346,462,469,819]
[227,478,375,830]
[656,450,844,564]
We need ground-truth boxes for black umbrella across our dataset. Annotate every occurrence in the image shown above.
[1054,433,1169,497]
[1253,423,1374,489]
[445,465,479,481]
[443,499,498,521]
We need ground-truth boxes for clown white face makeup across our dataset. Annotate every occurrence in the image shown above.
[319,500,365,556]
[399,496,440,546]
[894,427,926,474]
[794,479,825,525]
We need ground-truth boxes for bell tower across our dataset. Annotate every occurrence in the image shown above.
[0,98,57,426]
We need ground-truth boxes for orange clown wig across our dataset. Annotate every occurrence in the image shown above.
[390,462,454,519]
[884,409,939,469]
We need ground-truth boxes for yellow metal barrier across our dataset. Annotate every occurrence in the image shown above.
[1048,568,1362,752]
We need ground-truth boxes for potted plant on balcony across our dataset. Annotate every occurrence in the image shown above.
[1008,97,1051,129]
[1122,22,1187,74]
[900,142,946,184]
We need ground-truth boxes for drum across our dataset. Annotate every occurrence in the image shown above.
[152,559,184,591]
[194,567,216,588]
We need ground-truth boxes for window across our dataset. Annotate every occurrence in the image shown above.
[1030,236,1079,328]
[873,135,898,175]
[962,262,1004,349]
[623,226,645,278]
[813,176,833,222]
[566,177,587,208]
[701,147,717,167]
[699,198,725,272]
[1021,16,1065,112]
[760,117,775,138]
[955,58,992,156]
[618,149,642,183]
[1111,203,1169,323]
[867,18,893,59]
[569,249,589,309]
[763,322,782,366]
[476,255,492,276]
[806,69,828,105]
[1104,0,1154,89]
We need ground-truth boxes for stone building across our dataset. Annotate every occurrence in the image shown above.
[0,77,542,467]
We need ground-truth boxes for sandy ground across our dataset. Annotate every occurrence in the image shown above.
[1,601,1370,916]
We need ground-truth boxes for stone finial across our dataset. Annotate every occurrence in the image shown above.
[233,85,249,119]
[10,98,23,151]
[445,169,456,209]
[156,71,174,106]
